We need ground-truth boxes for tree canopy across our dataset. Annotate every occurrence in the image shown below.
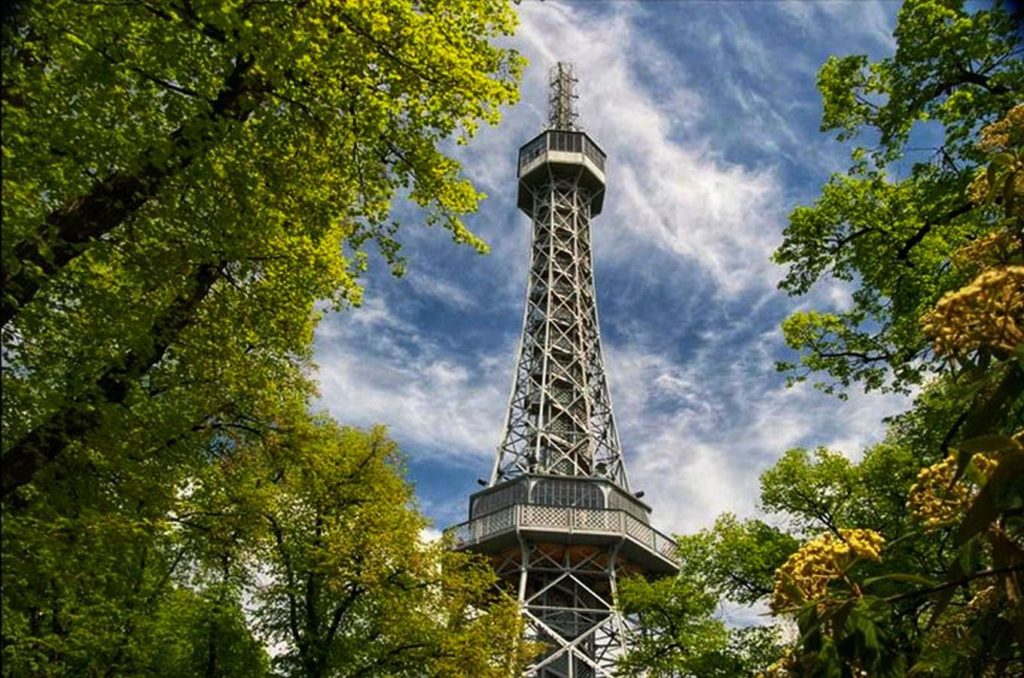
[2,0,523,498]
[774,0,1022,397]
[625,1,1022,675]
[2,1,531,675]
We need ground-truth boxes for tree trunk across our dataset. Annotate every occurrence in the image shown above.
[1,57,256,328]
[1,262,222,498]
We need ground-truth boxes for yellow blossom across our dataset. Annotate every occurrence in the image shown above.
[977,104,1024,154]
[950,227,1022,272]
[907,452,998,530]
[967,585,1000,613]
[921,266,1024,359]
[969,104,1024,216]
[770,528,885,613]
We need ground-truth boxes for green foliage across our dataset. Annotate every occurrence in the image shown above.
[618,573,786,678]
[1,504,268,675]
[246,421,536,677]
[773,0,1022,396]
[629,2,1022,676]
[1,0,524,499]
[2,413,534,676]
[764,1,1024,673]
[1,1,528,674]
[148,588,270,678]
[675,514,800,607]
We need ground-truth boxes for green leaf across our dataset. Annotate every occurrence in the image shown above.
[955,450,1024,546]
[929,540,983,629]
[958,434,1021,454]
[862,573,937,588]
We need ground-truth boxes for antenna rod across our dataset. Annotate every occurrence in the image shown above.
[548,62,579,130]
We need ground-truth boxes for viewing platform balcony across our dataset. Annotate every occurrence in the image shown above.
[517,130,607,215]
[448,475,678,575]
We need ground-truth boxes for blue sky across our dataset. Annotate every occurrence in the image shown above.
[313,0,913,559]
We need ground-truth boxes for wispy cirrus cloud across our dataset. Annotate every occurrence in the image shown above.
[605,337,908,535]
[314,0,907,556]
[515,0,786,296]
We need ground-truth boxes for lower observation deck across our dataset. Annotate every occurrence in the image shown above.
[449,476,678,575]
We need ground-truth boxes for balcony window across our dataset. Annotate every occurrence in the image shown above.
[472,481,527,517]
[531,478,604,509]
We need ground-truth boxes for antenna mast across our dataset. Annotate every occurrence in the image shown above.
[548,62,579,130]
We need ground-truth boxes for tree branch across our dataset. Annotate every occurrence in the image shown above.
[1,55,256,328]
[1,261,223,498]
[885,565,1024,604]
[895,202,974,262]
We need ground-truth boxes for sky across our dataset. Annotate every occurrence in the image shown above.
[313,0,915,568]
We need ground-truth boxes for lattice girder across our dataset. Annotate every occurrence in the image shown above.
[453,66,679,677]
[493,173,628,489]
[514,541,629,678]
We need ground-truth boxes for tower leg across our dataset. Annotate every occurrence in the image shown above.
[512,542,629,677]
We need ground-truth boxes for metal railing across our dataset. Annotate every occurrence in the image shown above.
[449,504,678,565]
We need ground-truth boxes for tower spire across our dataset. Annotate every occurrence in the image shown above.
[548,62,579,131]
[451,65,678,678]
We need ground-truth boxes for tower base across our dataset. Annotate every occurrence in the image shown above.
[493,541,632,678]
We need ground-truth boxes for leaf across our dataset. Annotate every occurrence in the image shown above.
[862,573,937,588]
[959,434,1021,454]
[929,541,981,629]
[815,638,843,678]
[955,449,1024,546]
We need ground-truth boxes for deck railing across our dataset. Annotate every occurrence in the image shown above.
[449,504,678,565]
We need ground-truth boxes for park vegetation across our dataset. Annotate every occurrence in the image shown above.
[620,0,1022,676]
[4,0,1021,676]
[1,0,536,675]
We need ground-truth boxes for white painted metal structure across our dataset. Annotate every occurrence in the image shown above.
[452,64,678,678]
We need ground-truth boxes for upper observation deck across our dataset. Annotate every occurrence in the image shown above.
[517,130,607,216]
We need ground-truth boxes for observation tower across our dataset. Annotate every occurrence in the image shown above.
[450,64,678,677]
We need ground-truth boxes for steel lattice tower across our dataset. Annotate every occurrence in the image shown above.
[451,64,678,677]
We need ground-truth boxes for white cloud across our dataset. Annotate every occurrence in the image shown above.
[605,338,909,536]
[313,0,909,551]
[315,293,513,466]
[420,527,443,543]
[779,1,897,51]
[405,271,478,311]
[513,1,786,296]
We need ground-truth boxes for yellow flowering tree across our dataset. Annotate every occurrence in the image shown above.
[627,4,1021,671]
[764,14,1024,673]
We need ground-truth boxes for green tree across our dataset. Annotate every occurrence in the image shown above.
[2,1,528,673]
[618,571,786,678]
[147,588,270,678]
[762,0,1023,673]
[774,0,1022,399]
[630,5,1022,671]
[3,407,536,676]
[617,517,795,677]
[234,419,535,677]
[1,0,524,498]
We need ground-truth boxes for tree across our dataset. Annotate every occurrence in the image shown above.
[216,418,536,677]
[763,0,1023,673]
[774,0,1022,399]
[1,0,524,498]
[627,2,1022,674]
[617,529,790,678]
[2,1,528,673]
[617,574,734,678]
[3,407,536,676]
